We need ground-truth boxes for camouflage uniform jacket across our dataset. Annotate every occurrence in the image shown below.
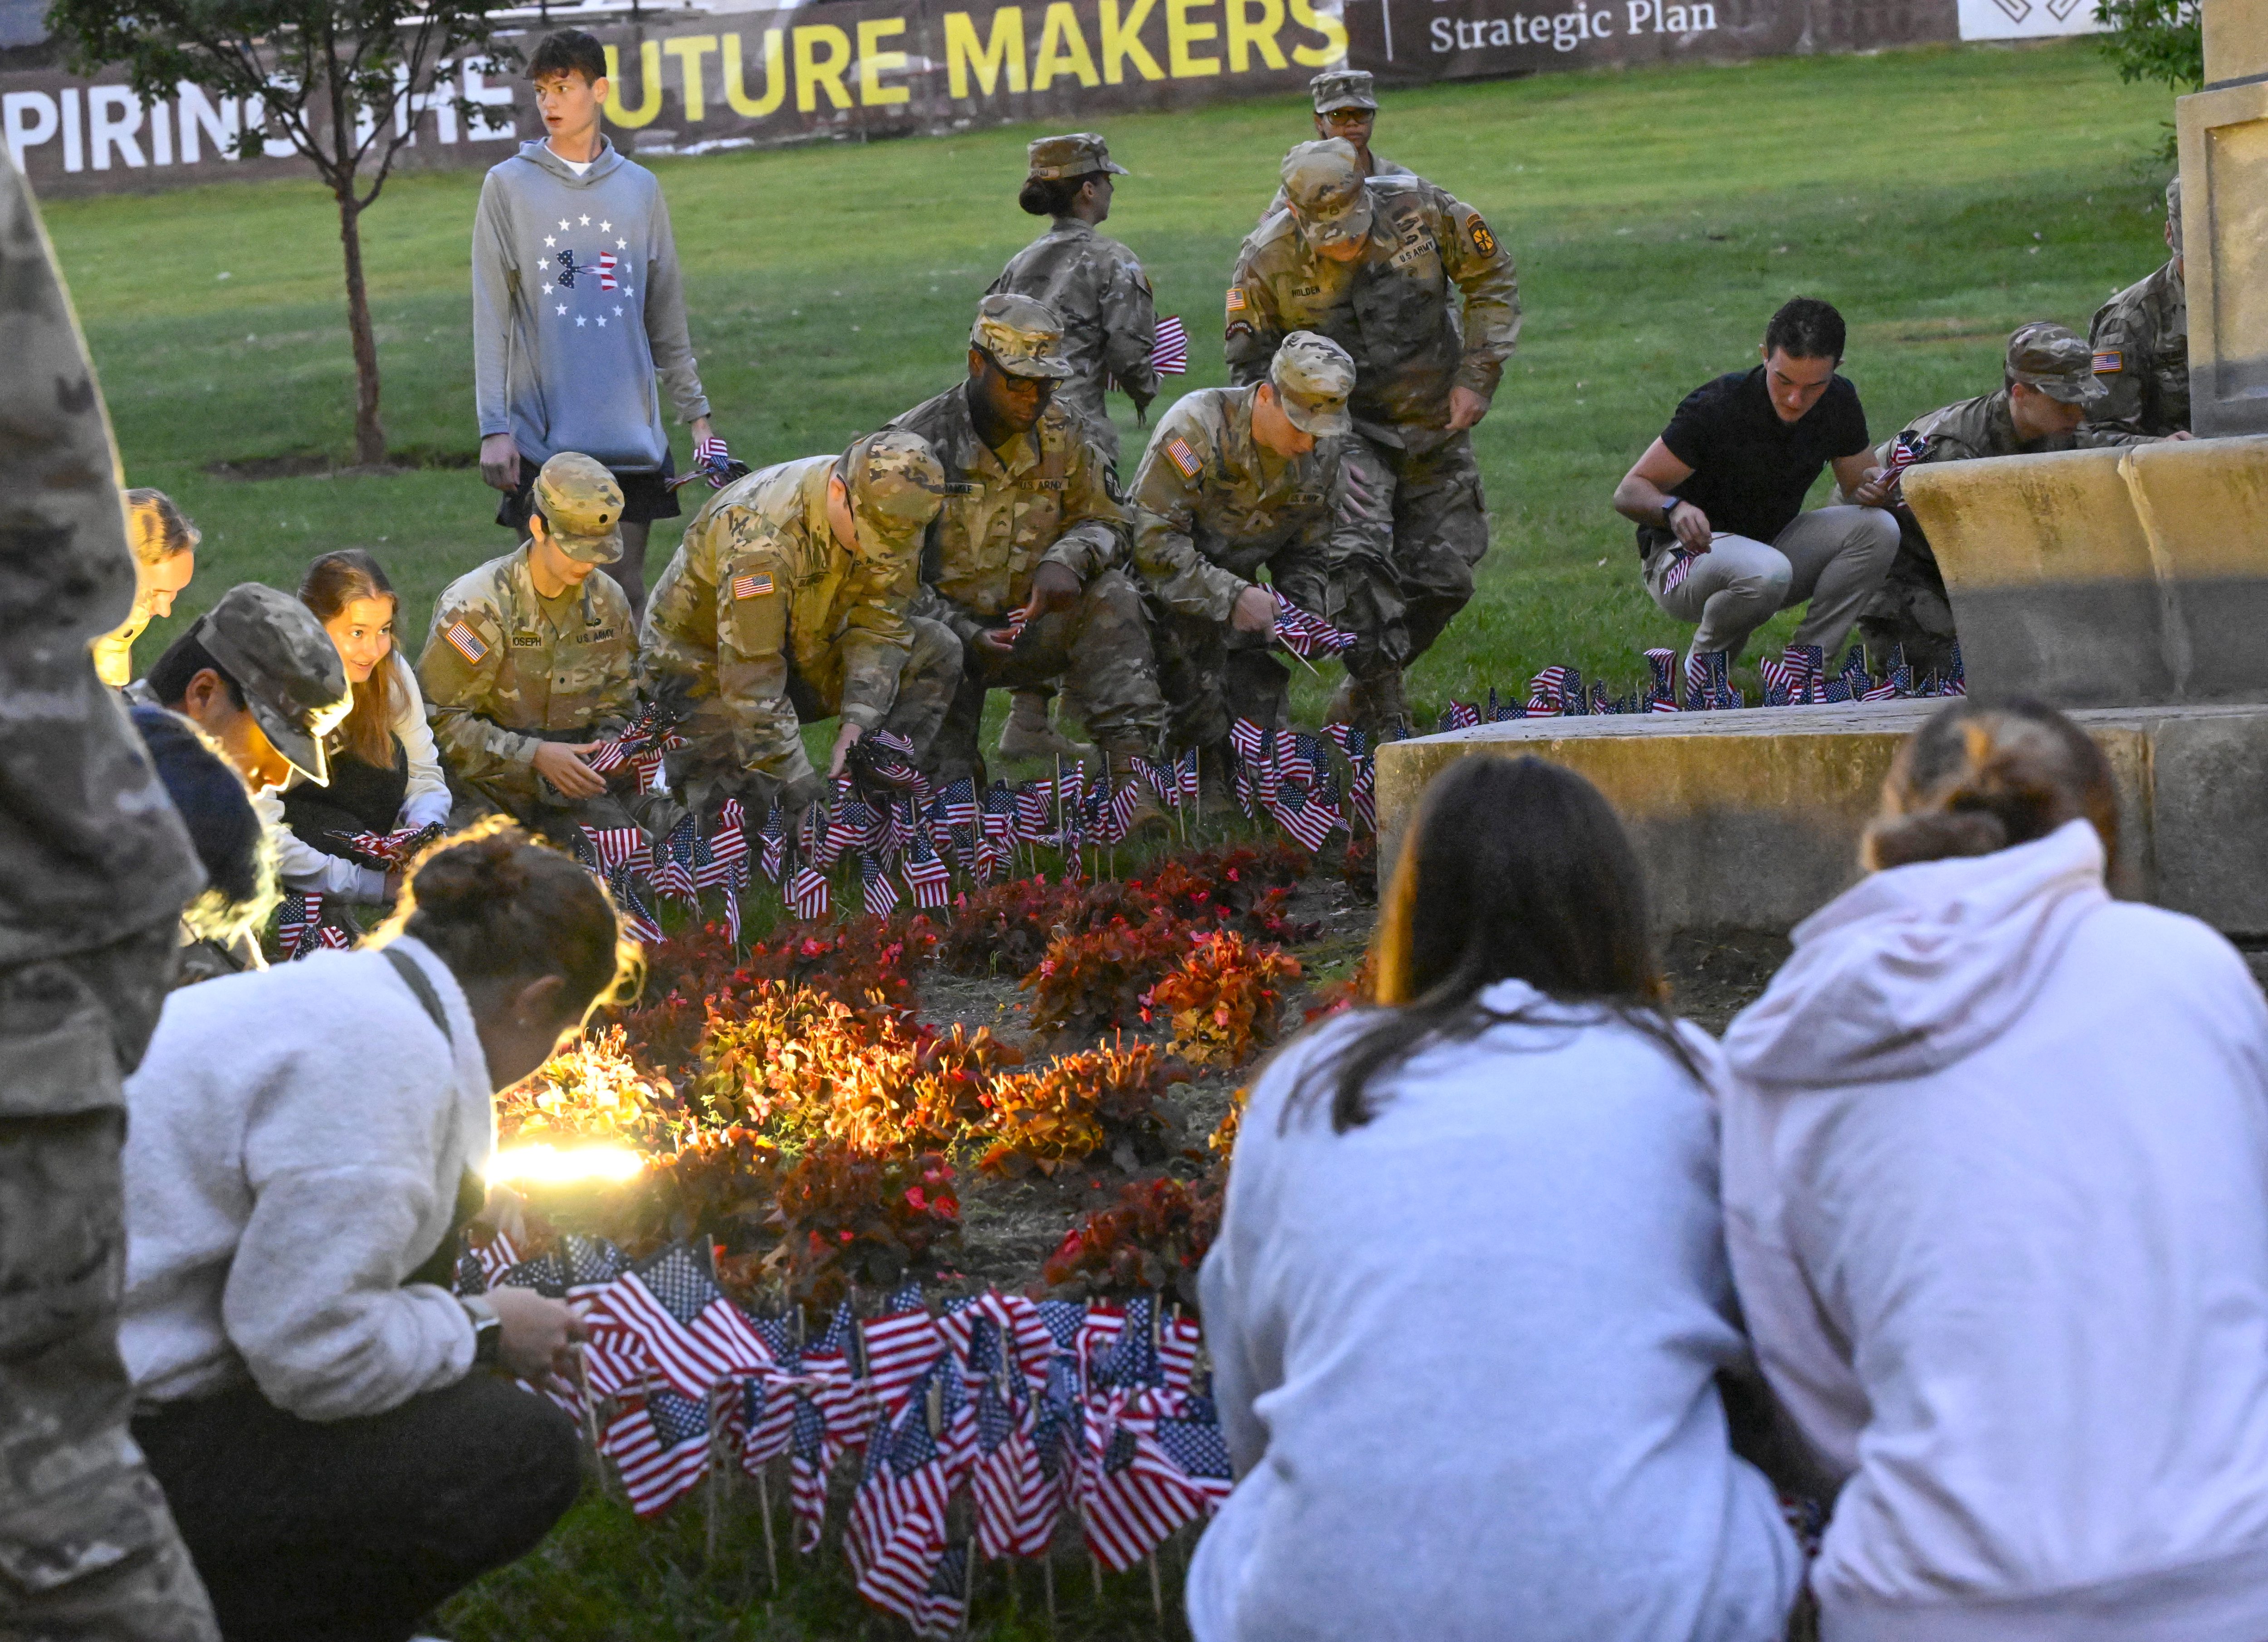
[988,218,1159,434]
[0,155,200,968]
[2086,259,2188,439]
[1882,388,2150,469]
[1261,151,1416,221]
[417,544,637,786]
[643,456,920,790]
[1129,385,1392,622]
[1225,176,1520,439]
[888,383,1132,643]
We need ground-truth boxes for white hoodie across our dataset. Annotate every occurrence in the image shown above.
[1721,819,2268,1642]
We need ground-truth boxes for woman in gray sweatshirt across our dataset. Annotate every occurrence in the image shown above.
[1190,756,1803,1642]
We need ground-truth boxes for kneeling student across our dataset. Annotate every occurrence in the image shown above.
[641,430,958,821]
[1612,296,1897,697]
[121,829,621,1641]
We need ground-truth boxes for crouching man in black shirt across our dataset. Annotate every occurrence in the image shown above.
[1611,297,1898,701]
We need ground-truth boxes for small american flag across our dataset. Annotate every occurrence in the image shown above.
[1440,700,1481,732]
[604,1392,711,1518]
[863,1288,943,1423]
[788,863,832,921]
[1882,431,1928,495]
[668,432,747,492]
[1155,1399,1234,1507]
[1643,647,1681,713]
[859,851,899,917]
[757,803,787,884]
[1660,545,1705,596]
[902,834,951,910]
[335,822,443,869]
[1272,599,1358,661]
[576,825,647,876]
[1013,779,1053,843]
[1943,642,1966,697]
[848,1383,957,1629]
[933,775,977,839]
[1266,787,1343,853]
[1151,315,1188,375]
[604,1243,739,1399]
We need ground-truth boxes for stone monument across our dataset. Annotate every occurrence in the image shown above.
[1375,0,2268,936]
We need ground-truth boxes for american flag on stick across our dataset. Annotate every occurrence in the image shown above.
[605,1392,712,1518]
[1882,431,1928,496]
[1151,315,1188,375]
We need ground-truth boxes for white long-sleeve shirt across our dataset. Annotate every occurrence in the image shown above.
[264,651,451,902]
[120,935,493,1421]
[1722,820,2268,1642]
[1189,980,1801,1642]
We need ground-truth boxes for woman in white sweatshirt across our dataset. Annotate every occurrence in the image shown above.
[269,549,453,906]
[1721,699,2268,1642]
[1189,755,1803,1642]
[121,828,630,1642]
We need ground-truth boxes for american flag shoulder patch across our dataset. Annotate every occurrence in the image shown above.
[1225,285,1247,312]
[2092,349,2122,373]
[445,620,489,664]
[732,570,776,600]
[1165,437,1202,480]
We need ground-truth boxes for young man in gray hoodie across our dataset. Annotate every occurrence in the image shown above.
[472,29,722,618]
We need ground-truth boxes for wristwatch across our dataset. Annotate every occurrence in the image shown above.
[1661,497,1684,528]
[459,1294,502,1368]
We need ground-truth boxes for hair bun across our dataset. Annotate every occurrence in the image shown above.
[407,830,530,914]
[1863,809,2008,872]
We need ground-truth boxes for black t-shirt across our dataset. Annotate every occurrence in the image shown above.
[1654,366,1870,546]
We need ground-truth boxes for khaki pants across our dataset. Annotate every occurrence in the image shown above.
[1642,506,1898,665]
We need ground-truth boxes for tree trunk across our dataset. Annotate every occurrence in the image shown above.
[335,181,387,467]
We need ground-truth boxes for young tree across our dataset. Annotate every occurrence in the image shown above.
[2094,0,2201,158]
[49,0,518,466]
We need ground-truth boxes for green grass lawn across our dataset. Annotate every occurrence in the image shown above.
[53,42,2176,1635]
[54,36,2172,723]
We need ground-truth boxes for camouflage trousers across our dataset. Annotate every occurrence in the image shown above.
[446,728,684,851]
[0,923,220,1642]
[1361,426,1489,664]
[935,569,1166,785]
[1150,537,1339,753]
[1857,506,1960,680]
[665,616,963,820]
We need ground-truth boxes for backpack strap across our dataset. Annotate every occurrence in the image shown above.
[382,945,453,1044]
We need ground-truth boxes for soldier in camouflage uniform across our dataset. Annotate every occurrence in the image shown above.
[1227,139,1519,724]
[2086,177,2189,441]
[419,452,670,847]
[642,430,958,821]
[988,132,1158,763]
[1862,322,2160,676]
[0,145,219,1640]
[1261,69,1418,221]
[890,293,1166,788]
[1130,332,1399,749]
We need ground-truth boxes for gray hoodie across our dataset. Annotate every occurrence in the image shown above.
[1722,821,2268,1642]
[472,137,709,474]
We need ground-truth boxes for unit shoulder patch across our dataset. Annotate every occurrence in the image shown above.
[1165,436,1203,480]
[732,570,777,600]
[1470,216,1498,257]
[2092,350,2123,373]
[1226,285,1248,313]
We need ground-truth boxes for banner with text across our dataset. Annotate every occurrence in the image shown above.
[2,0,1963,196]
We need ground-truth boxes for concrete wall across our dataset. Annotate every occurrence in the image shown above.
[1374,701,2268,938]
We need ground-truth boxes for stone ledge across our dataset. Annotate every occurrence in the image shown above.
[1375,702,2268,937]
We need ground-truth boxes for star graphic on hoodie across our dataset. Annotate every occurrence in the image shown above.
[600,219,612,232]
[579,214,591,225]
[615,238,627,250]
[596,316,607,328]
[542,283,554,295]
[537,257,549,270]
[543,235,556,248]
[555,303,567,315]
[557,218,570,230]
[614,305,624,317]
[576,315,587,327]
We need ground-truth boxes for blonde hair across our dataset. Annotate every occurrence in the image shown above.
[125,488,198,568]
[1863,700,2120,873]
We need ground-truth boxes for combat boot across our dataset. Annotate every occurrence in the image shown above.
[997,690,1092,762]
[1100,750,1171,837]
[1352,670,1411,741]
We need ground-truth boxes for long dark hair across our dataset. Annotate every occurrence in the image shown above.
[1292,756,1698,1132]
[299,549,398,770]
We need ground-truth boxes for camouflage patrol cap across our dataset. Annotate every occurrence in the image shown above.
[531,451,626,564]
[971,292,1075,380]
[1026,132,1128,182]
[1309,68,1378,113]
[840,429,946,556]
[1269,331,1355,437]
[2006,320,2107,406]
[1281,139,1373,250]
[193,582,352,786]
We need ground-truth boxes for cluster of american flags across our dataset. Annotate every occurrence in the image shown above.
[572,799,753,946]
[460,1233,1231,1636]
[1430,641,1966,730]
[272,822,451,959]
[1226,718,1380,846]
